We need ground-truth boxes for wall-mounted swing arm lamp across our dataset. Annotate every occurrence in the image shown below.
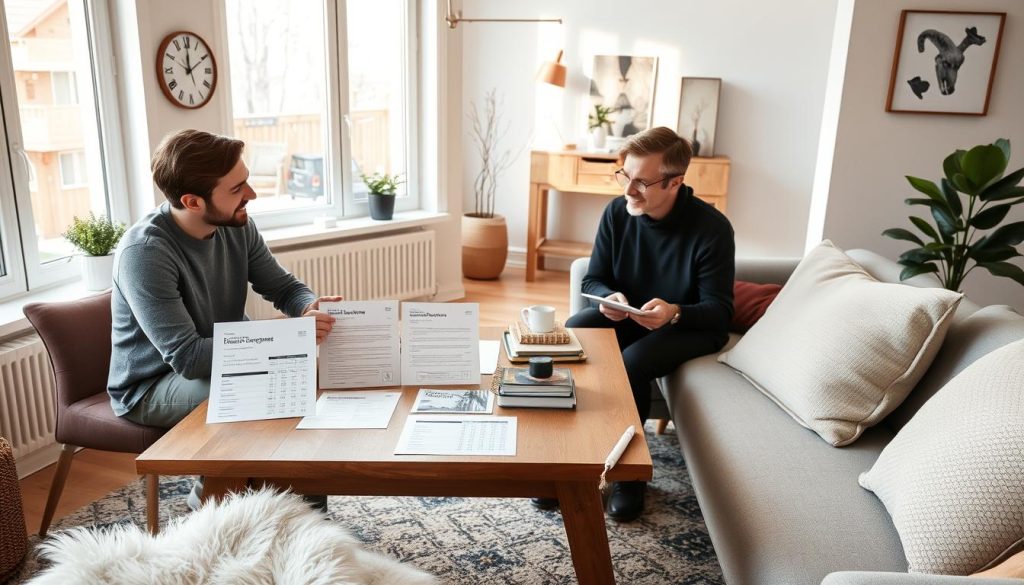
[444,0,562,29]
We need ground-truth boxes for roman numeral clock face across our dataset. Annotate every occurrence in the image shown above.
[156,31,217,109]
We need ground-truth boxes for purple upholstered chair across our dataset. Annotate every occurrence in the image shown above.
[23,291,165,536]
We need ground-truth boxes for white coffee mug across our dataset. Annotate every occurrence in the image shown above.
[521,305,556,333]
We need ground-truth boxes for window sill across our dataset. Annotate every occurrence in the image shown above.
[0,210,453,340]
[261,210,451,250]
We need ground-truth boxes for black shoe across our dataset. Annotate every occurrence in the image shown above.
[606,481,645,522]
[530,497,559,510]
[303,494,329,514]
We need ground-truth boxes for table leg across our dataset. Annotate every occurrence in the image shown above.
[527,183,541,281]
[537,188,549,271]
[201,477,248,503]
[557,481,616,585]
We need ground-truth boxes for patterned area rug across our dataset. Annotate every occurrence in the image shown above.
[6,423,723,584]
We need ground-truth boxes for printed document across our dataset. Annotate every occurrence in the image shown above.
[318,300,401,388]
[394,415,517,456]
[411,389,494,414]
[296,390,402,429]
[208,318,316,424]
[401,302,480,385]
[479,340,500,374]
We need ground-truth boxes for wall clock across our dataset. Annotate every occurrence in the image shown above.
[156,31,217,109]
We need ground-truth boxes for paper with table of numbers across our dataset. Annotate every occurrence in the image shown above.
[207,317,317,424]
[394,415,517,456]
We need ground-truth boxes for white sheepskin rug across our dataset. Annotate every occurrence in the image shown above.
[26,488,436,585]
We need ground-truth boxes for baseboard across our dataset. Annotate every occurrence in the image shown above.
[433,283,466,302]
[15,442,64,479]
[506,247,572,272]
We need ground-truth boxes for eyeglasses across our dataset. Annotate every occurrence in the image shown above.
[613,169,681,194]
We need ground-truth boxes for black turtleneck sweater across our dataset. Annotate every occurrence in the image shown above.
[582,184,735,334]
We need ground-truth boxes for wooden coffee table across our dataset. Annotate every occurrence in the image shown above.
[137,327,652,584]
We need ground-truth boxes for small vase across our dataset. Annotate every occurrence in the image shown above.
[81,254,114,291]
[590,126,607,150]
[368,193,395,220]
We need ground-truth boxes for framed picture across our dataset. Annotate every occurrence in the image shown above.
[588,55,658,139]
[885,10,1005,115]
[676,77,721,158]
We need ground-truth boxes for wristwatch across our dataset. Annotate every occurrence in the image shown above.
[669,305,682,325]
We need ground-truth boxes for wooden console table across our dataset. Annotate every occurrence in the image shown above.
[526,150,730,281]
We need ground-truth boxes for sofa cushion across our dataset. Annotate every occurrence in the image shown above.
[883,305,1024,433]
[664,346,908,585]
[730,280,782,332]
[859,339,1024,576]
[718,241,962,446]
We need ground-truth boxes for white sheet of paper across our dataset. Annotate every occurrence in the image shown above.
[318,300,401,388]
[479,340,500,374]
[394,415,517,456]
[296,390,401,429]
[411,389,494,414]
[401,302,480,385]
[208,317,317,424]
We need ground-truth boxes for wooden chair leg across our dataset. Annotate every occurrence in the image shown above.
[146,474,160,535]
[655,419,669,435]
[39,443,76,537]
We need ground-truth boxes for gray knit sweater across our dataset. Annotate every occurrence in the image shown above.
[107,204,316,416]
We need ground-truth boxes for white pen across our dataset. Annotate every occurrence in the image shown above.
[599,425,636,490]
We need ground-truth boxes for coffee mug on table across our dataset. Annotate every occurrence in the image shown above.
[521,305,556,333]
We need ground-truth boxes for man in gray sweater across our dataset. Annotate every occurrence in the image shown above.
[109,129,340,429]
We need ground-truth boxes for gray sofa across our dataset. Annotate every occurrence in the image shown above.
[569,250,1024,585]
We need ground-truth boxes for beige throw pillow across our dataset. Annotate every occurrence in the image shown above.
[859,339,1024,575]
[718,241,962,446]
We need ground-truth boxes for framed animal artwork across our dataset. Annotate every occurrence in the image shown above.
[886,10,1005,115]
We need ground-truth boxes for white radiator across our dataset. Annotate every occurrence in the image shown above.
[0,333,60,478]
[246,231,437,320]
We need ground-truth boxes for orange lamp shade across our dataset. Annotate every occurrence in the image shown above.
[537,50,566,88]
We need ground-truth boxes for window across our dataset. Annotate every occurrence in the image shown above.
[58,151,86,188]
[0,0,128,297]
[224,0,415,226]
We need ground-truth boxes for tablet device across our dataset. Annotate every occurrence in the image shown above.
[581,293,645,315]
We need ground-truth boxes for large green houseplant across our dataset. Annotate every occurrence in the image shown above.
[883,139,1024,291]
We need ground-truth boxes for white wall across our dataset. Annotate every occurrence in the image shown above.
[460,0,839,260]
[813,0,1024,310]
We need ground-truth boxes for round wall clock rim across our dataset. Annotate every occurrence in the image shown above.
[155,30,218,110]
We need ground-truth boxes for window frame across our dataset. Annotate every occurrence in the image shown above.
[220,0,419,230]
[0,0,130,298]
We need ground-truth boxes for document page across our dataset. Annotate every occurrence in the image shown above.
[318,300,401,388]
[401,302,480,385]
[479,340,500,374]
[208,318,316,424]
[394,415,517,456]
[296,390,401,429]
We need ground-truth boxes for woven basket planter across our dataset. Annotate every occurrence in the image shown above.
[0,437,27,581]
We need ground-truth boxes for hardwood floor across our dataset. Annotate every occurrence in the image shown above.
[17,266,571,535]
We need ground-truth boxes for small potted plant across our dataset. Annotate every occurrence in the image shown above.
[362,172,404,220]
[588,104,614,150]
[62,213,127,291]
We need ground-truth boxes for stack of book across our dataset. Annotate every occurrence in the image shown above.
[502,322,586,362]
[496,366,576,409]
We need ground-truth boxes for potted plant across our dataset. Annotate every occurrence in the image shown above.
[362,172,404,221]
[62,213,127,291]
[883,138,1024,291]
[588,104,614,150]
[463,89,517,280]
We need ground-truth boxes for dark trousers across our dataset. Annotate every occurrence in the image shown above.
[566,307,724,423]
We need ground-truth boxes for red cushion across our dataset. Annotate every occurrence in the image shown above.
[730,280,782,333]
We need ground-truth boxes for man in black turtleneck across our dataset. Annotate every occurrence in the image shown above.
[535,127,734,521]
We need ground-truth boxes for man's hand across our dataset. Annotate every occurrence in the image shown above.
[631,298,679,330]
[599,292,631,322]
[302,295,344,345]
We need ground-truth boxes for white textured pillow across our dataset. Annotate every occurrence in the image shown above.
[718,241,962,446]
[859,339,1024,575]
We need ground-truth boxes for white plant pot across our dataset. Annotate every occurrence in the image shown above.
[589,126,607,150]
[81,254,114,291]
